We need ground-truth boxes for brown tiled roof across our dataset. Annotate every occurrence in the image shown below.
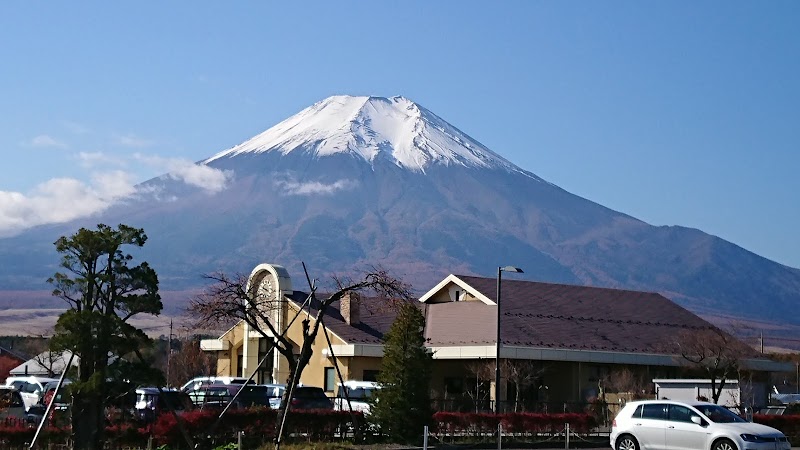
[291,277,754,358]
[287,291,412,345]
[426,275,730,355]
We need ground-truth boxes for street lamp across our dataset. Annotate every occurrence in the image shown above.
[495,265,524,414]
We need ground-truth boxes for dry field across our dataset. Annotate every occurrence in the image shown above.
[0,308,184,337]
[0,289,204,337]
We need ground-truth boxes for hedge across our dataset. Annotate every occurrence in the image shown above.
[0,408,366,449]
[753,414,800,441]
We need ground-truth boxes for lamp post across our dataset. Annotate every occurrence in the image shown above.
[494,265,524,414]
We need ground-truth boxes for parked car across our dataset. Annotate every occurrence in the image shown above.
[188,383,286,410]
[25,380,72,425]
[237,383,285,409]
[610,400,791,450]
[278,386,333,410]
[334,380,379,415]
[134,388,194,422]
[0,386,26,421]
[4,376,59,411]
[179,376,248,392]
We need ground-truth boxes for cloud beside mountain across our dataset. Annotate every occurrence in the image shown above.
[0,153,232,236]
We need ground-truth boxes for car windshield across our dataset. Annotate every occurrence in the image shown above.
[294,387,326,399]
[693,404,746,423]
[236,386,283,406]
[337,386,375,399]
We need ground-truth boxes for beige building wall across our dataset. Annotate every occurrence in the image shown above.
[212,301,385,395]
[212,322,246,377]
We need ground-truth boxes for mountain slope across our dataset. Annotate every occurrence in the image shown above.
[1,95,799,331]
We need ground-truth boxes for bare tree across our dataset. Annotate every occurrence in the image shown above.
[464,360,493,412]
[675,327,751,404]
[30,350,73,378]
[602,367,649,400]
[167,337,217,388]
[503,360,547,412]
[463,359,546,412]
[187,266,410,449]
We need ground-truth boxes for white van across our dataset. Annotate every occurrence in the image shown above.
[179,376,249,393]
[334,380,380,415]
[4,376,60,411]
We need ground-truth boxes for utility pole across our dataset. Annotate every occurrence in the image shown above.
[167,318,173,387]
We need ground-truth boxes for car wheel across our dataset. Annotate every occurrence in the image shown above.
[713,439,737,450]
[616,434,639,450]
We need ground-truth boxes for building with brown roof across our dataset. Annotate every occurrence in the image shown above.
[200,264,789,410]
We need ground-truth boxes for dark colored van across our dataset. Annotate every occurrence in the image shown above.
[134,388,194,422]
[188,383,285,410]
[288,386,333,410]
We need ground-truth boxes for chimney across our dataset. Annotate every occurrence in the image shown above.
[341,291,361,326]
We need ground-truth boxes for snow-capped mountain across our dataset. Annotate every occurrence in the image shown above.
[206,95,537,177]
[2,95,800,336]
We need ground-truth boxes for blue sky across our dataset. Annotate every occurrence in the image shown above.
[1,2,798,268]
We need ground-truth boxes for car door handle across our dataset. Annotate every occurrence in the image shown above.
[668,426,675,429]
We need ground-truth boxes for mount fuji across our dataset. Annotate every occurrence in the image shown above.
[2,95,800,334]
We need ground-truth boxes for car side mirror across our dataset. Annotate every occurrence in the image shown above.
[691,416,708,427]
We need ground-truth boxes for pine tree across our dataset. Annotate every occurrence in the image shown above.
[371,301,432,443]
[48,224,163,450]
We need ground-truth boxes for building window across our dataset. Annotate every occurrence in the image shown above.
[236,354,243,377]
[324,367,336,392]
[363,370,379,382]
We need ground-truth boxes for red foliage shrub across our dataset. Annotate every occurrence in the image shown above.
[754,414,800,440]
[0,421,69,447]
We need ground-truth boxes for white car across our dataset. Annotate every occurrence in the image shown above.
[4,376,59,411]
[334,380,379,415]
[610,400,790,450]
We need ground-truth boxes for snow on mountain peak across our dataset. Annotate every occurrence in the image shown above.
[205,95,529,175]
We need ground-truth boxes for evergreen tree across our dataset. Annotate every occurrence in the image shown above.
[48,224,163,450]
[371,301,433,443]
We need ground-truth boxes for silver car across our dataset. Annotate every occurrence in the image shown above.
[610,400,790,450]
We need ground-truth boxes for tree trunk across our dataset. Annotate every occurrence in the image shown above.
[71,392,103,450]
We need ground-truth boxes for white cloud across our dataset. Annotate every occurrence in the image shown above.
[115,134,153,148]
[0,149,234,236]
[28,134,68,149]
[134,154,233,193]
[275,176,358,195]
[0,173,138,237]
[77,152,127,169]
[167,164,232,193]
[91,170,138,198]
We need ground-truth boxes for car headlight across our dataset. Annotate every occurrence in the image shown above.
[740,434,767,442]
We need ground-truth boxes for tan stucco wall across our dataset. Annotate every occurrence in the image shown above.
[213,322,246,377]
